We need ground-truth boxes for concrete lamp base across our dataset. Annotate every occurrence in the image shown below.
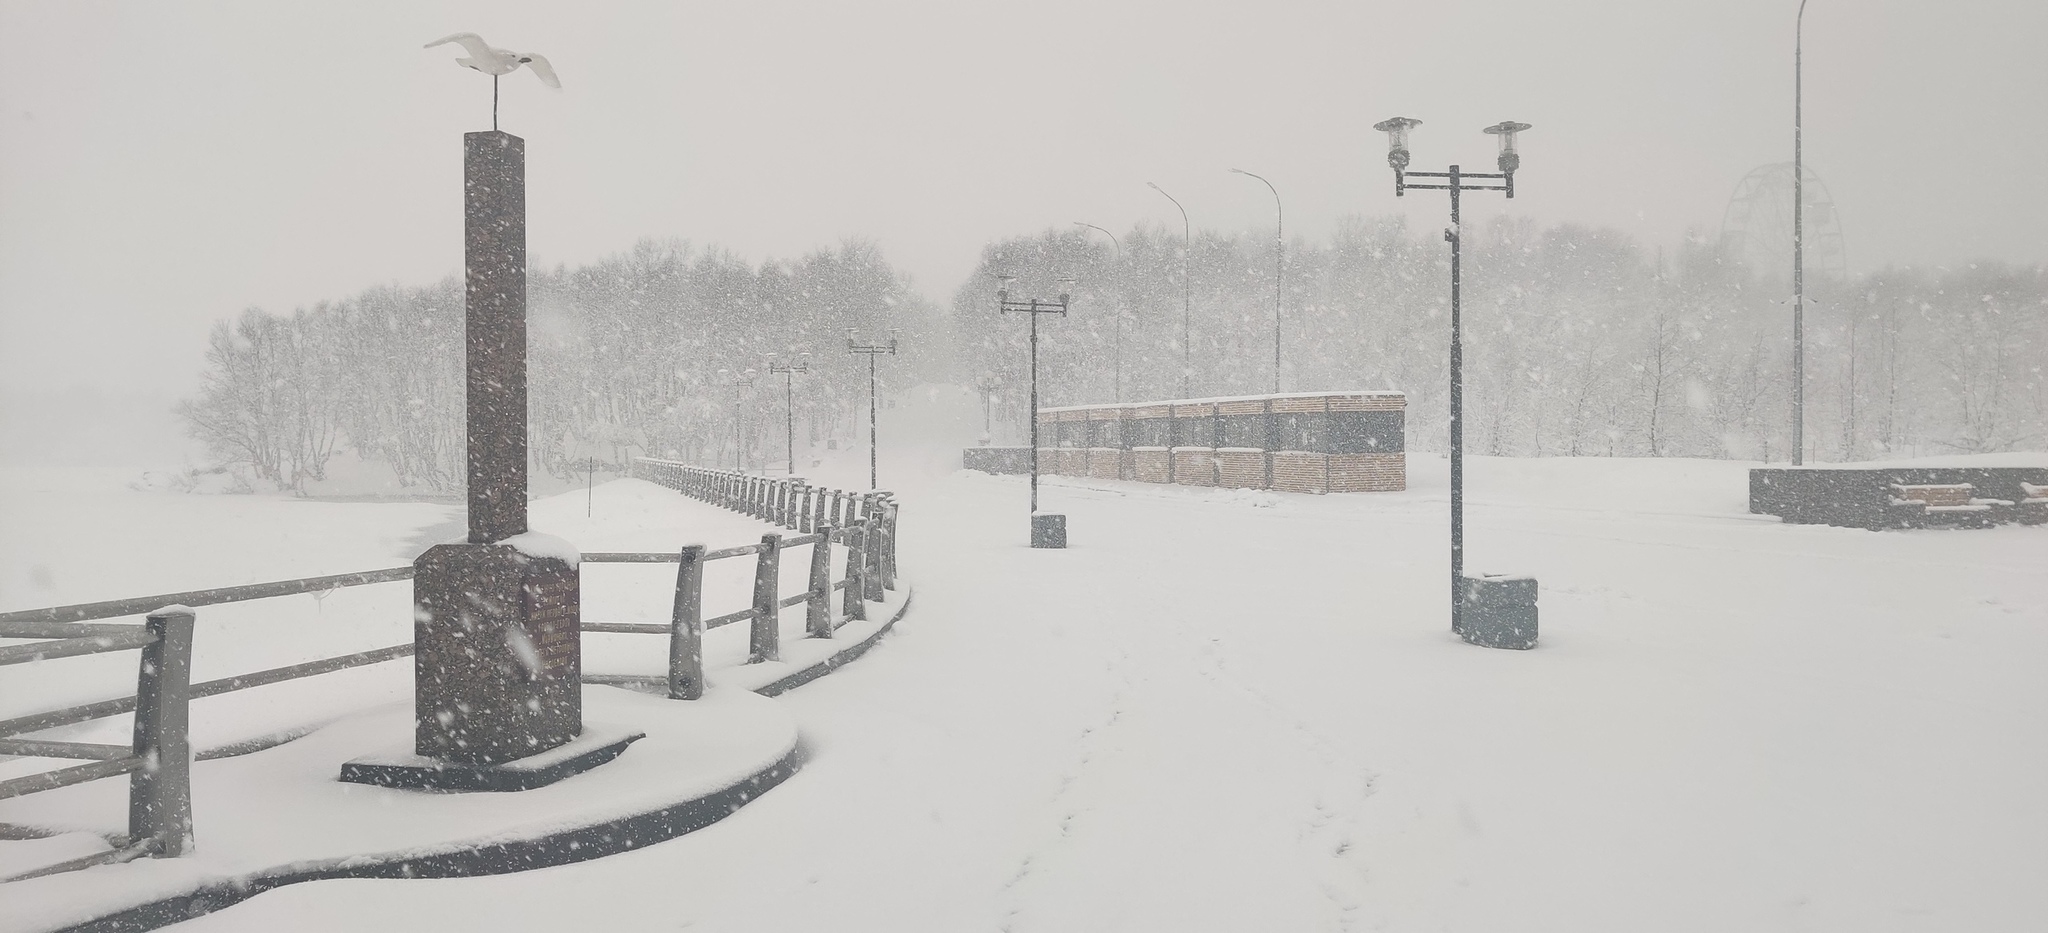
[1458,573,1538,650]
[1031,513,1067,549]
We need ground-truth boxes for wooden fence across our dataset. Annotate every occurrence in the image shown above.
[0,464,900,881]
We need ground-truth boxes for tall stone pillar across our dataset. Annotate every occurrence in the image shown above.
[405,132,583,769]
[464,131,528,545]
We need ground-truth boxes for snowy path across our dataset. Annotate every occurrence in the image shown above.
[162,450,2048,932]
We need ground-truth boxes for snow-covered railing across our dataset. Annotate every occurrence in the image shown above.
[1,568,433,878]
[577,522,888,698]
[0,471,901,881]
[630,458,898,587]
[0,606,196,874]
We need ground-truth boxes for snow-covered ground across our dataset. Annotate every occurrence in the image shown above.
[3,389,2045,931]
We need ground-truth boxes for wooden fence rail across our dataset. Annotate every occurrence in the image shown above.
[0,463,905,881]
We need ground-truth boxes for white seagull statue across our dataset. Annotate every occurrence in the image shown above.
[424,32,559,130]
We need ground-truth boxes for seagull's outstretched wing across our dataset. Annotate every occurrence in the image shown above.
[519,53,561,89]
[424,32,495,59]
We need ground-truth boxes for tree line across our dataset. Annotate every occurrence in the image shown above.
[950,219,2045,462]
[179,238,945,493]
[180,218,2044,493]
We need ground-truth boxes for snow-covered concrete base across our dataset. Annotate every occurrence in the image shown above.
[1,586,912,933]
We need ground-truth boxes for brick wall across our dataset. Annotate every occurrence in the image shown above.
[1271,451,1328,494]
[1088,448,1126,480]
[1172,448,1217,486]
[1328,453,1405,492]
[1133,448,1170,483]
[1215,449,1268,489]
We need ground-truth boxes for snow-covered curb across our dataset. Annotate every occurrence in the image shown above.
[3,587,914,933]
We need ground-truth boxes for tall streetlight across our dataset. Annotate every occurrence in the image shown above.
[996,274,1071,548]
[1147,182,1193,398]
[1792,0,1810,465]
[974,374,1003,445]
[847,329,898,490]
[767,352,809,477]
[715,367,757,473]
[1230,168,1284,394]
[1073,222,1125,402]
[1374,115,1538,650]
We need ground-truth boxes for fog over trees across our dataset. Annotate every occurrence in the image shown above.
[956,219,2045,462]
[179,218,2044,493]
[179,239,946,492]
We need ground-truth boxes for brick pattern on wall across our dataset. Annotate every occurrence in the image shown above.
[1030,393,1409,494]
[1133,448,1171,483]
[1271,451,1329,494]
[1173,448,1217,486]
[1215,449,1268,489]
[1328,453,1406,492]
[1089,449,1125,480]
[1328,396,1406,412]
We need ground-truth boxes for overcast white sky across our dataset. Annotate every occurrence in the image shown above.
[2,0,2044,409]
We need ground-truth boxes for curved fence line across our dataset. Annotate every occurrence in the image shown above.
[0,467,905,883]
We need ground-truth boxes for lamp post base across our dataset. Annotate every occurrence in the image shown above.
[1031,513,1067,549]
[1457,573,1538,650]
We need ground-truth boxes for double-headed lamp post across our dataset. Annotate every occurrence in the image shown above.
[715,367,758,473]
[767,352,810,477]
[974,374,1004,445]
[997,275,1071,548]
[847,329,898,490]
[1375,116,1539,650]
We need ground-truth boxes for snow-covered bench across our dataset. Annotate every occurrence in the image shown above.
[1888,483,2009,528]
[2019,483,2048,526]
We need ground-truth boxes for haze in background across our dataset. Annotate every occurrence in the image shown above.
[2,0,2043,464]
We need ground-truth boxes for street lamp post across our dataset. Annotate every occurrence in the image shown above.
[974,374,1004,445]
[1147,182,1193,398]
[1073,222,1124,402]
[716,367,757,473]
[1793,0,1810,465]
[767,352,810,477]
[846,330,898,490]
[997,275,1071,548]
[1230,168,1283,394]
[1375,116,1538,650]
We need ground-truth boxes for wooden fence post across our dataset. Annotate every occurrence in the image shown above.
[882,499,899,590]
[797,484,813,533]
[669,545,706,700]
[131,607,194,857]
[807,526,834,638]
[750,533,782,663]
[862,516,885,602]
[843,523,867,622]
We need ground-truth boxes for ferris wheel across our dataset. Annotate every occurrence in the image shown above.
[1719,162,1847,291]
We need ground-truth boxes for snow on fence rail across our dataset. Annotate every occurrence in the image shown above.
[0,465,900,882]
